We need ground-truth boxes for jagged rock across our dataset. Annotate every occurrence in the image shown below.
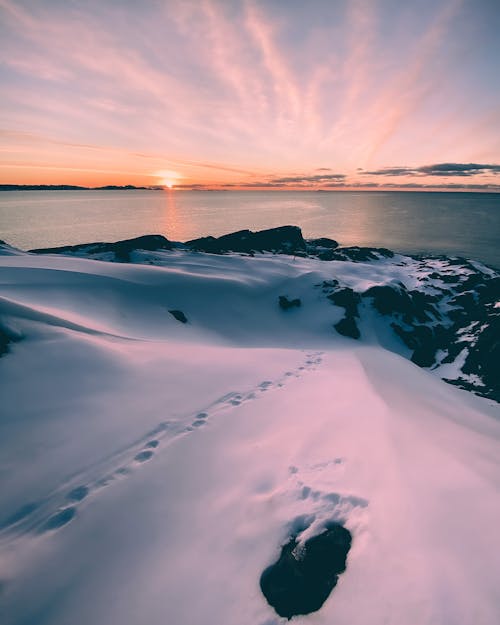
[320,279,340,291]
[362,283,413,316]
[428,272,459,284]
[327,288,361,318]
[184,236,221,253]
[168,309,188,323]
[186,226,306,255]
[306,237,339,256]
[334,316,360,339]
[31,234,173,261]
[462,316,500,401]
[260,524,352,620]
[323,247,394,262]
[307,237,339,248]
[279,296,301,310]
[392,323,444,368]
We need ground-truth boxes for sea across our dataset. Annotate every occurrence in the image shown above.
[1,190,499,268]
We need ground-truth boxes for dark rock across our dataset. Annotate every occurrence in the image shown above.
[31,234,173,261]
[168,309,188,323]
[216,229,254,252]
[327,287,361,317]
[334,316,360,339]
[428,272,458,284]
[279,296,301,310]
[362,283,413,316]
[448,292,477,321]
[361,283,437,324]
[252,226,306,253]
[324,247,394,262]
[454,272,486,293]
[185,235,221,253]
[186,226,306,256]
[315,249,337,261]
[320,279,339,291]
[462,316,500,401]
[477,276,500,304]
[260,523,352,620]
[392,323,443,368]
[307,237,339,249]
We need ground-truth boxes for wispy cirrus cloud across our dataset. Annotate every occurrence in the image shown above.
[0,0,499,187]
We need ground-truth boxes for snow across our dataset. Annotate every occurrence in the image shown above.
[0,247,499,625]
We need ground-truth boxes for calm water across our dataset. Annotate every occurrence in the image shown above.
[1,190,499,267]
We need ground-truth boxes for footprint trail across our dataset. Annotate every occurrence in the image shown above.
[0,351,325,541]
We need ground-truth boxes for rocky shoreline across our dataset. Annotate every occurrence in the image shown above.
[4,225,498,403]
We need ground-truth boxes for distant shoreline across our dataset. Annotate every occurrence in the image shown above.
[0,184,163,191]
[1,185,499,194]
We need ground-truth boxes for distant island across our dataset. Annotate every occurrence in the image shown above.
[0,185,164,191]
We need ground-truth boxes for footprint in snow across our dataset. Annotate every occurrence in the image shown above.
[5,360,324,540]
[39,506,76,533]
[66,485,89,502]
[0,502,40,530]
[192,418,206,427]
[134,450,154,463]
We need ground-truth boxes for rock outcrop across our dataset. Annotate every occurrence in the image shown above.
[186,226,306,255]
[31,234,173,261]
[260,524,352,620]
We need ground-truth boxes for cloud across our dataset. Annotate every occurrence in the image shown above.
[418,163,500,176]
[363,162,500,177]
[362,167,411,176]
[269,173,346,184]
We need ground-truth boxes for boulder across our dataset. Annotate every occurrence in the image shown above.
[334,316,360,339]
[168,309,188,323]
[279,296,301,310]
[260,524,352,620]
[327,287,360,317]
[323,247,394,262]
[307,237,339,249]
[362,284,412,316]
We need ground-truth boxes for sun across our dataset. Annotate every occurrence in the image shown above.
[157,169,181,189]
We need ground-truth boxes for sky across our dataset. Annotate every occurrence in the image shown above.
[1,0,499,190]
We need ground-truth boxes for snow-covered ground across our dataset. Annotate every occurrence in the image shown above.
[0,243,499,625]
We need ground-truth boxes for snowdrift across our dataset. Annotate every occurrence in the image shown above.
[0,230,499,625]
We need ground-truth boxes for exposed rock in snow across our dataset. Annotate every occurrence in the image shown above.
[186,225,306,255]
[30,234,174,261]
[279,295,302,310]
[333,315,360,339]
[168,309,188,324]
[260,522,352,619]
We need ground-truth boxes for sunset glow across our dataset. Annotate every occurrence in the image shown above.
[158,170,182,189]
[1,0,499,191]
